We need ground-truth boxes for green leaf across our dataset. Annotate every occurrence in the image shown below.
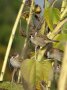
[44,8,60,31]
[51,8,60,24]
[0,82,24,90]
[21,59,53,89]
[62,23,67,34]
[21,59,36,89]
[44,8,54,31]
[54,33,67,50]
[61,34,67,41]
[36,60,53,83]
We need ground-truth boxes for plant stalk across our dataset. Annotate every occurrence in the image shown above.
[58,42,67,90]
[0,0,26,81]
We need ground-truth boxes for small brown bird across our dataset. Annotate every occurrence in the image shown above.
[45,48,63,62]
[30,32,59,47]
[10,54,22,82]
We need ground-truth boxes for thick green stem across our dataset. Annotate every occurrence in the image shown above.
[47,18,67,39]
[58,43,67,90]
[60,6,67,20]
[61,0,67,13]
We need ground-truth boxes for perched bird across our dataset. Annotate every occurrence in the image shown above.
[45,48,63,62]
[45,48,63,81]
[30,32,59,47]
[10,54,22,82]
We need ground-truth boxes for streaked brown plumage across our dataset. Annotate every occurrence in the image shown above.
[10,54,22,82]
[30,33,59,47]
[45,48,63,61]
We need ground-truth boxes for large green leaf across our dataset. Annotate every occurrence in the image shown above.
[21,59,36,90]
[44,8,53,31]
[51,8,60,24]
[36,60,53,82]
[21,59,53,89]
[44,8,60,31]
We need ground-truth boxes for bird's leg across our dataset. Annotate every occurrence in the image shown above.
[11,68,17,82]
[35,45,37,60]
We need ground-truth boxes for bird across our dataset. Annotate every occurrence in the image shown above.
[45,48,63,62]
[30,32,59,47]
[45,48,63,82]
[10,54,22,82]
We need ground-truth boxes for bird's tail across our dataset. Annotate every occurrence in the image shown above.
[49,39,59,42]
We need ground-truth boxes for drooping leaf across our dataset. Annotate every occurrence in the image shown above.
[44,7,60,31]
[36,60,53,83]
[21,59,36,90]
[51,8,60,24]
[21,59,53,89]
[44,8,54,31]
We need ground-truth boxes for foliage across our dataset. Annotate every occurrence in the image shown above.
[0,0,67,90]
[44,7,60,31]
[0,82,24,90]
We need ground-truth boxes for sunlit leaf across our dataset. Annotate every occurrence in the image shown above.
[44,8,54,31]
[21,59,53,89]
[51,8,60,24]
[21,59,36,89]
[36,60,53,83]
[54,32,67,50]
[44,7,60,31]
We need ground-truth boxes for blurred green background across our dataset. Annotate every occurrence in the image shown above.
[0,0,25,81]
